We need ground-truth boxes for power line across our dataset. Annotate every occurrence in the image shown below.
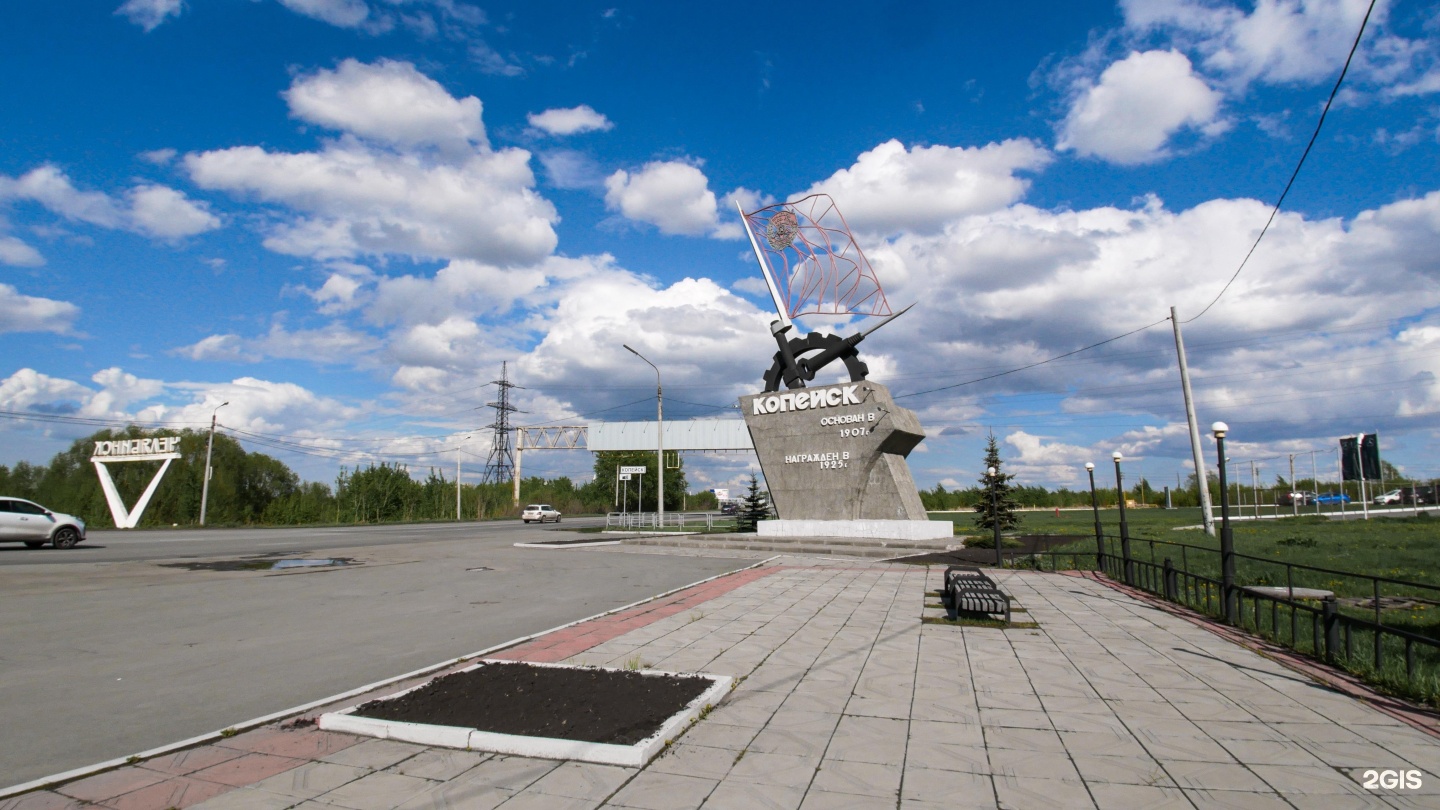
[1184,0,1377,323]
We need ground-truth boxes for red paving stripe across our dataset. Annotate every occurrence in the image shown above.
[490,567,778,663]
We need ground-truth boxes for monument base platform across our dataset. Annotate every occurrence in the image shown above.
[757,519,954,542]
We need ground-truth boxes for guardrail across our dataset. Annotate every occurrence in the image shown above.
[604,512,737,531]
[1022,533,1440,707]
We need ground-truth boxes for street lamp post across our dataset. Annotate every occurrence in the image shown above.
[199,401,229,527]
[1114,451,1133,585]
[988,466,1002,568]
[1213,422,1237,622]
[624,345,663,528]
[1086,462,1104,572]
[456,434,471,521]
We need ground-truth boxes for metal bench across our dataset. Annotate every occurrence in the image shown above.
[942,566,1011,622]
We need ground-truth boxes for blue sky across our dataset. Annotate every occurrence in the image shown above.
[3,0,1440,496]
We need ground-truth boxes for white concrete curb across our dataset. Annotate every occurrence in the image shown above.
[320,660,733,767]
[512,540,622,549]
[0,555,780,799]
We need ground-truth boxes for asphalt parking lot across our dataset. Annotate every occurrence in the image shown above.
[0,521,747,787]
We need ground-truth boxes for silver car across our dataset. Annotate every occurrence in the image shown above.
[521,504,561,524]
[0,497,87,548]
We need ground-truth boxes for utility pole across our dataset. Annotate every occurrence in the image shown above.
[1296,449,1307,513]
[199,400,228,527]
[456,434,470,521]
[1171,307,1215,535]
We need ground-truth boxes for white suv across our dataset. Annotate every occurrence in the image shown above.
[521,504,561,524]
[0,497,87,548]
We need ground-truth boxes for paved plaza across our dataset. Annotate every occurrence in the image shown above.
[5,555,1438,809]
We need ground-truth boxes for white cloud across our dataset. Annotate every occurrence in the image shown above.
[174,323,380,364]
[139,148,178,165]
[1058,50,1225,165]
[0,284,79,334]
[1120,0,1391,88]
[284,59,487,150]
[0,235,44,267]
[0,166,219,239]
[115,0,184,32]
[127,184,221,238]
[527,105,613,136]
[278,0,370,28]
[800,139,1052,235]
[186,60,556,265]
[0,369,92,411]
[539,150,605,190]
[604,160,721,237]
[366,259,549,326]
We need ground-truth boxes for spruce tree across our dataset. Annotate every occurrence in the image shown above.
[736,473,770,533]
[973,433,1022,532]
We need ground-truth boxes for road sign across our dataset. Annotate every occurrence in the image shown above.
[619,473,632,481]
[620,466,647,474]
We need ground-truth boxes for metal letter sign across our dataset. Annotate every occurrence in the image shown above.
[619,473,632,481]
[90,436,182,528]
[620,465,647,475]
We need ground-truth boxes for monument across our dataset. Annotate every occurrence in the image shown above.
[736,195,950,541]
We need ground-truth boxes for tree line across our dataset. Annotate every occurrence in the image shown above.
[0,428,701,529]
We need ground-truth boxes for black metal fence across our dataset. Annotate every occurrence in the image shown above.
[1025,533,1440,707]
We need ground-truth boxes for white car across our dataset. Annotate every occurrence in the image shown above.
[0,497,87,548]
[521,504,561,524]
[1374,489,1403,505]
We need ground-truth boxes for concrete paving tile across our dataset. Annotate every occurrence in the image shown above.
[974,692,1044,712]
[899,765,992,803]
[647,744,735,780]
[700,778,806,810]
[392,781,513,810]
[978,708,1053,730]
[1139,732,1238,763]
[1193,721,1288,743]
[54,768,167,803]
[902,740,990,774]
[496,791,601,810]
[707,702,777,727]
[726,751,819,786]
[443,756,558,791]
[319,772,434,809]
[986,748,1082,782]
[319,738,422,770]
[139,746,246,776]
[385,749,490,781]
[1252,764,1375,796]
[607,771,718,810]
[241,729,364,760]
[526,762,633,800]
[1175,789,1295,809]
[1048,712,1131,735]
[983,727,1066,753]
[843,696,912,719]
[908,718,985,748]
[991,776,1095,810]
[1162,762,1273,792]
[809,759,901,798]
[0,793,84,810]
[1070,753,1173,786]
[1267,722,1367,745]
[187,787,296,810]
[1085,783,1195,809]
[1286,794,1412,810]
[249,760,369,799]
[824,716,908,765]
[781,691,852,715]
[680,721,760,751]
[1216,739,1326,767]
[102,775,234,810]
[747,724,832,758]
[1123,715,1206,740]
[797,789,898,809]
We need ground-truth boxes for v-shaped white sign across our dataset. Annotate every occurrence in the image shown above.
[91,453,180,529]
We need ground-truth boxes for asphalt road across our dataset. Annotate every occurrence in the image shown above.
[0,520,747,788]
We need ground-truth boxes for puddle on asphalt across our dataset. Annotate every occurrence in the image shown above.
[160,556,355,572]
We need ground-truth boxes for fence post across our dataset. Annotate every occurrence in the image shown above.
[1163,558,1177,601]
[1322,597,1339,663]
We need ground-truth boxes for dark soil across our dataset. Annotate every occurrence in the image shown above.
[890,534,1087,566]
[352,662,714,746]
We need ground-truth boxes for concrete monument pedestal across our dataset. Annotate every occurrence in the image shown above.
[741,381,939,538]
